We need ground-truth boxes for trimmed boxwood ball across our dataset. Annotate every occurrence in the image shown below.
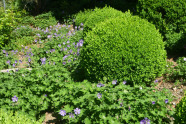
[79,11,167,86]
[83,5,125,35]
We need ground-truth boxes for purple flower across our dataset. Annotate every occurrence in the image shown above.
[154,79,158,83]
[53,62,55,65]
[59,110,66,116]
[42,61,46,65]
[15,60,18,64]
[80,23,84,26]
[152,101,155,104]
[25,46,28,49]
[67,40,70,44]
[40,57,46,62]
[123,81,127,85]
[6,60,10,65]
[6,53,8,57]
[69,113,74,118]
[68,59,71,62]
[16,69,18,72]
[74,58,77,60]
[74,108,81,115]
[58,44,61,47]
[35,39,37,43]
[63,42,66,45]
[165,99,168,104]
[129,106,131,111]
[63,55,68,60]
[97,93,102,99]
[19,60,22,63]
[47,35,52,39]
[67,45,70,48]
[45,94,47,97]
[29,48,32,51]
[2,50,6,53]
[36,34,41,37]
[61,48,63,51]
[119,103,123,107]
[140,118,150,124]
[97,83,104,87]
[112,80,117,85]
[63,62,66,65]
[11,50,14,53]
[46,51,48,54]
[69,49,72,53]
[64,48,67,51]
[13,63,15,67]
[12,96,18,102]
[75,26,77,29]
[28,58,31,63]
[50,49,55,53]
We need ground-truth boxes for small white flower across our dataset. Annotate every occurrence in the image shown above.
[139,87,142,90]
[184,58,186,61]
[166,65,168,67]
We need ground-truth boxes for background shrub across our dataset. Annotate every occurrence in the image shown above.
[79,11,166,86]
[0,7,24,48]
[33,12,58,29]
[174,91,186,123]
[136,0,186,55]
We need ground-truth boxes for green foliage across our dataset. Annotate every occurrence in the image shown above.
[20,16,35,26]
[79,11,167,86]
[164,57,186,84]
[0,108,43,124]
[33,12,58,29]
[0,7,24,48]
[10,25,35,39]
[54,80,174,123]
[83,6,125,35]
[136,0,186,55]
[174,91,186,124]
[9,36,34,51]
[0,65,71,119]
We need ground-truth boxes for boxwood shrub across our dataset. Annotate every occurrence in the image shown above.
[136,0,186,55]
[83,6,125,35]
[79,11,167,86]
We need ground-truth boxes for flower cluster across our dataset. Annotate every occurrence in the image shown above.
[59,108,81,118]
[140,118,150,124]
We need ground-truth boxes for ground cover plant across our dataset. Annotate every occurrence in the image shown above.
[0,4,186,124]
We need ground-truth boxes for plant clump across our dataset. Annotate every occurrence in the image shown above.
[79,11,167,86]
[174,91,186,123]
